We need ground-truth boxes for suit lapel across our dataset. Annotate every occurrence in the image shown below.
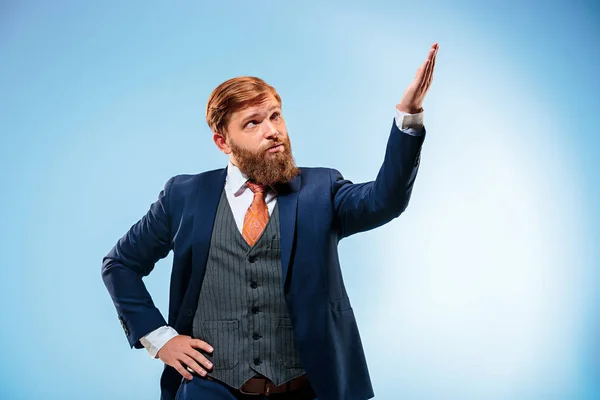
[189,168,300,295]
[190,168,228,289]
[276,172,301,287]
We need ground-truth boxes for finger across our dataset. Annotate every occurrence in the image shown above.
[414,44,437,89]
[424,43,436,61]
[419,60,432,91]
[174,361,194,381]
[415,63,426,82]
[430,42,438,54]
[426,44,436,62]
[181,354,207,377]
[421,45,437,90]
[426,45,439,88]
[418,46,435,82]
[185,347,214,371]
[191,339,214,353]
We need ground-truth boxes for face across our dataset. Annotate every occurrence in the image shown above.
[213,94,299,186]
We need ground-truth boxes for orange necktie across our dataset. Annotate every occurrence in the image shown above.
[242,182,269,246]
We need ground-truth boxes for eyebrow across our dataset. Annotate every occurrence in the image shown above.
[241,107,280,122]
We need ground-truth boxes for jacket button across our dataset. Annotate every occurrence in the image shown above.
[250,282,258,289]
[254,358,261,365]
[248,256,257,263]
[187,309,194,317]
[252,333,262,340]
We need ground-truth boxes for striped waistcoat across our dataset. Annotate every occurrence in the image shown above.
[192,190,306,389]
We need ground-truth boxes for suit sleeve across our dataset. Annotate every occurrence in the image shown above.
[332,119,425,239]
[101,177,175,349]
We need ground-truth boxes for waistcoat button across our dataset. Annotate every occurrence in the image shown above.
[251,306,260,314]
[252,333,261,340]
[250,282,258,289]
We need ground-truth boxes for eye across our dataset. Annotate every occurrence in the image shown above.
[245,120,258,129]
[271,112,281,121]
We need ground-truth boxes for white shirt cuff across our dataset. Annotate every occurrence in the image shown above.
[394,108,425,136]
[139,325,179,359]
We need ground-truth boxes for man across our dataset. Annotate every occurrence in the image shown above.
[102,43,439,400]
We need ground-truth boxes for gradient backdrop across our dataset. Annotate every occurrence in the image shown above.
[1,1,598,399]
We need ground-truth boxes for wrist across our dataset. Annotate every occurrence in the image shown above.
[396,104,423,114]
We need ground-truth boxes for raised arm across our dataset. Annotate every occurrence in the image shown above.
[333,43,438,238]
[332,120,424,238]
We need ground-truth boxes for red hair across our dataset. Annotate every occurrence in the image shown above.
[206,76,282,135]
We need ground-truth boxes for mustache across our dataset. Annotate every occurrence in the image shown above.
[262,138,287,152]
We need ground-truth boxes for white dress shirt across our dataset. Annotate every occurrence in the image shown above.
[139,108,425,358]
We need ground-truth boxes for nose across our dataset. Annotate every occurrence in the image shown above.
[262,119,279,139]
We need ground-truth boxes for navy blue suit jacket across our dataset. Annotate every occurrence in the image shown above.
[102,119,425,400]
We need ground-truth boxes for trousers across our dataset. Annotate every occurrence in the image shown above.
[175,376,318,400]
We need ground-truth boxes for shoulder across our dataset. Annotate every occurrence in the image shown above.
[299,166,345,184]
[298,166,337,179]
[297,167,344,194]
[163,168,226,195]
[170,168,223,183]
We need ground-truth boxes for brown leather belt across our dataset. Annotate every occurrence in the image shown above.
[209,374,310,396]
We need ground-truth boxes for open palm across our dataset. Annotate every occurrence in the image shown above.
[397,43,439,114]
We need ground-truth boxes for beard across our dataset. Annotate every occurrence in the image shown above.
[228,135,299,186]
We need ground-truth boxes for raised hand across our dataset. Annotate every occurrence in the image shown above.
[396,43,439,114]
[156,335,214,380]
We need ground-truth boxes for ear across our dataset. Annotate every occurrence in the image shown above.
[213,132,232,154]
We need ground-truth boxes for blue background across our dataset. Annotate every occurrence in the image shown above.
[1,1,598,399]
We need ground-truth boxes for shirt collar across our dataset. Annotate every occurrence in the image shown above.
[225,160,277,197]
[225,160,249,197]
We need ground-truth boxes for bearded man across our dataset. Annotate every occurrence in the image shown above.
[102,43,439,400]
